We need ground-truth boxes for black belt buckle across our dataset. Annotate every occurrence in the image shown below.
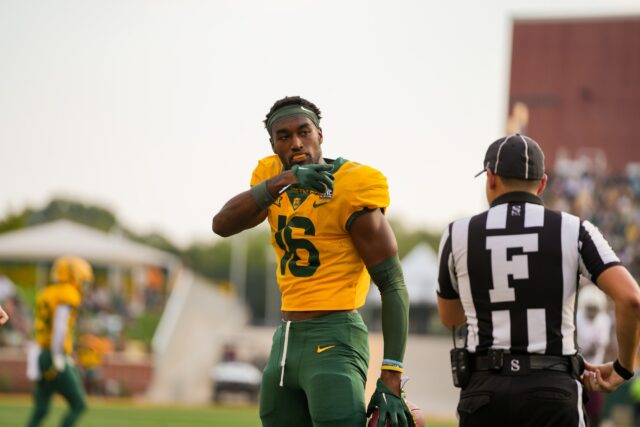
[488,349,504,371]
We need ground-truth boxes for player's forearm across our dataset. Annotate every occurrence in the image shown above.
[368,256,409,365]
[212,173,295,237]
[380,287,409,363]
[212,191,268,237]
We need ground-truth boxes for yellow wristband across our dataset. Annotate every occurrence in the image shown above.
[381,365,404,373]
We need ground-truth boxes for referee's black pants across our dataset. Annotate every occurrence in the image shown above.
[457,370,587,427]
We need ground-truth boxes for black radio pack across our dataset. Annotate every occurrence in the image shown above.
[450,347,470,388]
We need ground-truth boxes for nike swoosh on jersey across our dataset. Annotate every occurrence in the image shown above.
[312,201,330,208]
[316,345,336,353]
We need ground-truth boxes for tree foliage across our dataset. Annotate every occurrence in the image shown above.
[389,219,442,258]
[0,198,117,233]
[0,198,441,324]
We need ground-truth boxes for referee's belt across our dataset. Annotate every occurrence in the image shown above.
[470,352,579,376]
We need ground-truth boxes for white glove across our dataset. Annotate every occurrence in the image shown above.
[53,353,66,372]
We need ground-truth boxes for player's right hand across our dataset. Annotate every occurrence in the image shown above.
[291,164,334,193]
[366,378,415,427]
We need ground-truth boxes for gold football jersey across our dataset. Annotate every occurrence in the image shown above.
[251,155,390,310]
[34,283,81,353]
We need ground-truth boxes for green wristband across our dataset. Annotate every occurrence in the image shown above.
[250,181,276,210]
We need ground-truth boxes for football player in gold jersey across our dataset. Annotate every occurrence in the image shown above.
[27,256,93,427]
[213,96,414,427]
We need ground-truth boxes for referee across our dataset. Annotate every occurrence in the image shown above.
[437,134,640,427]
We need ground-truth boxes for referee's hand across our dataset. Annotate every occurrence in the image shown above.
[581,361,625,393]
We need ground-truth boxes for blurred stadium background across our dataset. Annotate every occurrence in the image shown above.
[1,11,639,427]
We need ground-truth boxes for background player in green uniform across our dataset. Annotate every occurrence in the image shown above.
[27,256,93,427]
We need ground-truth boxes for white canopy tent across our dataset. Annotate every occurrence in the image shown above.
[401,243,439,305]
[367,242,439,306]
[0,219,179,270]
[0,219,181,306]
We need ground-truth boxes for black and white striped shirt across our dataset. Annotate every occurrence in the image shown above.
[437,191,621,356]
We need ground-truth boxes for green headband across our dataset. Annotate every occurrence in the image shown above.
[266,104,320,133]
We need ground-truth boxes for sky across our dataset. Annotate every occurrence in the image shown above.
[1,0,639,246]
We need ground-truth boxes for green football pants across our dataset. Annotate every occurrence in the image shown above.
[26,349,87,427]
[259,311,370,427]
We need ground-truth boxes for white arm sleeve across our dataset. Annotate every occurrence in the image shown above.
[52,305,71,355]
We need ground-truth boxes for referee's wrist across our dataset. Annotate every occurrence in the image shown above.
[613,359,634,381]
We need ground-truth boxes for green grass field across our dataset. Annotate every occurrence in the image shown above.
[0,396,456,427]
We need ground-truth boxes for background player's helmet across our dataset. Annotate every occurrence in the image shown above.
[50,256,94,290]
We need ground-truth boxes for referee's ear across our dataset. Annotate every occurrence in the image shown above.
[487,169,497,190]
[536,174,548,196]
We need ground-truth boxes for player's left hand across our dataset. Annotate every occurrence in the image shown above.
[366,378,415,427]
[43,354,66,381]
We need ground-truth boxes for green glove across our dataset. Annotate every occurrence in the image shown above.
[366,379,414,427]
[291,164,334,193]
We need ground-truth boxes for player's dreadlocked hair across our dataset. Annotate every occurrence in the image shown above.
[263,96,322,131]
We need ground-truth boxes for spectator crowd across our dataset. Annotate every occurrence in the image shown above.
[545,156,640,279]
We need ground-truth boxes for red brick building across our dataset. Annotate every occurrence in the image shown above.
[508,17,640,174]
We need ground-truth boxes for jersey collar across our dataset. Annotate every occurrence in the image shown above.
[490,191,543,207]
[330,157,348,173]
